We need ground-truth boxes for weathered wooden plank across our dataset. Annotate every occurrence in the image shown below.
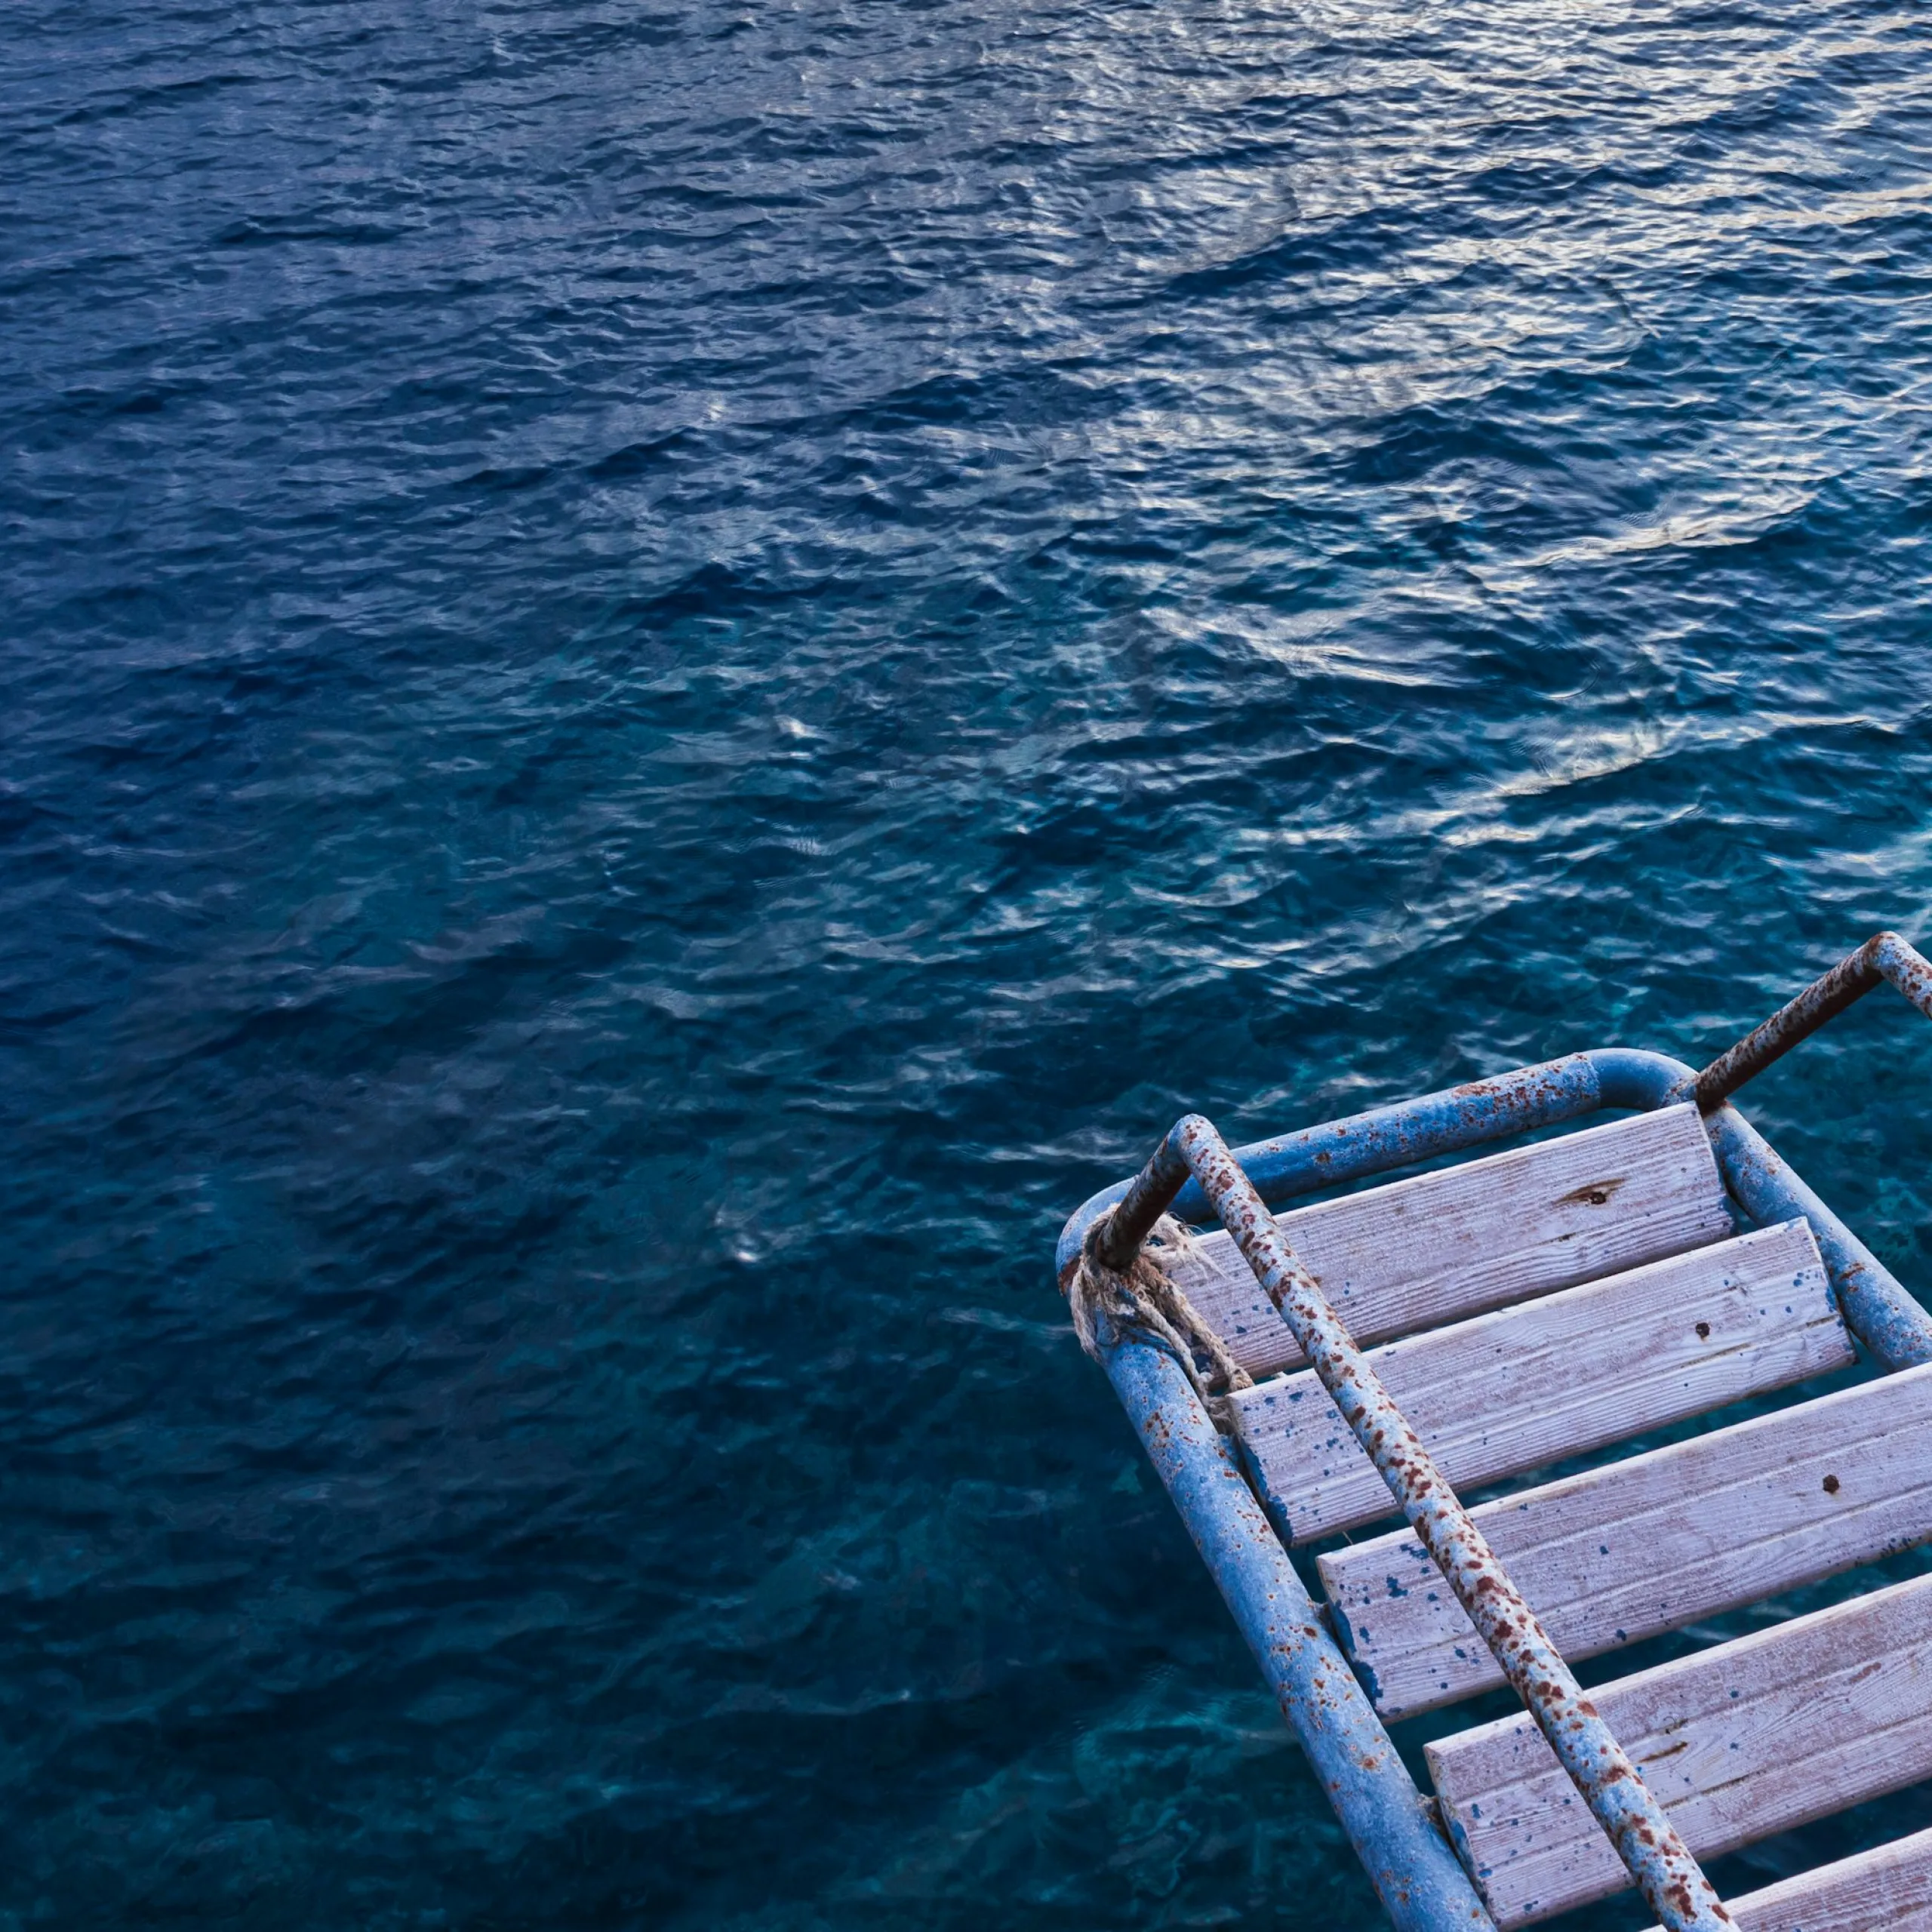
[1641,1826,1932,1932]
[1427,1574,1932,1927]
[1323,1359,1932,1719]
[1234,1218,1844,1544]
[1164,1105,1732,1380]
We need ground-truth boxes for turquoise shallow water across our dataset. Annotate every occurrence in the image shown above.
[5,0,1932,1924]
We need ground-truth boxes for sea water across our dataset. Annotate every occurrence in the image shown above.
[5,0,1932,1924]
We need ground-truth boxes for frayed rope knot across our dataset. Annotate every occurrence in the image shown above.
[1066,1212,1255,1428]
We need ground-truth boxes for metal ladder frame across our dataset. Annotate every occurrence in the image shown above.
[1055,933,1932,1932]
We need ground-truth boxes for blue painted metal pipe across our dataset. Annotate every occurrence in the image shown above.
[1057,1054,1604,1275]
[1704,1103,1932,1370]
[1103,1337,1494,1932]
[1579,1045,1690,1113]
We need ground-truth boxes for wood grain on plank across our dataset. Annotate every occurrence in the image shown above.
[1165,1105,1732,1380]
[1324,1358,1932,1718]
[1427,1574,1932,1927]
[1641,1826,1932,1932]
[1233,1218,1845,1544]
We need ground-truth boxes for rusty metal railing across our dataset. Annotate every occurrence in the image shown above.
[1088,1115,1736,1932]
[1694,930,1932,1109]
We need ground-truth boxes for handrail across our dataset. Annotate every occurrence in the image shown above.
[1694,931,1932,1110]
[1088,1116,1736,1932]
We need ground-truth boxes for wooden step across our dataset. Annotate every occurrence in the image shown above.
[1641,1825,1932,1932]
[1232,1217,1844,1544]
[1164,1104,1731,1380]
[1321,1360,1932,1718]
[1427,1574,1932,1927]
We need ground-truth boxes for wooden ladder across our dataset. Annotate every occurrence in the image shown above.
[1174,1103,1932,1930]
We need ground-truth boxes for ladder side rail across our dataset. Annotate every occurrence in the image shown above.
[1101,1334,1496,1932]
[1704,1101,1932,1368]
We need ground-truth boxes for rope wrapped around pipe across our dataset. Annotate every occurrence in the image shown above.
[1066,1213,1254,1426]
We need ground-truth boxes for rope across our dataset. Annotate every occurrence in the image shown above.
[1066,1212,1255,1426]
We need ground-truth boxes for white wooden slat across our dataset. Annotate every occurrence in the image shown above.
[1164,1104,1731,1380]
[1232,1218,1844,1544]
[1322,1359,1932,1719]
[1426,1574,1932,1927]
[1641,1826,1932,1932]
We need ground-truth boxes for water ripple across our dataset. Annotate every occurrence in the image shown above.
[5,0,1932,1924]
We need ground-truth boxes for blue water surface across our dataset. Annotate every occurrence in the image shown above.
[7,0,1932,1924]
